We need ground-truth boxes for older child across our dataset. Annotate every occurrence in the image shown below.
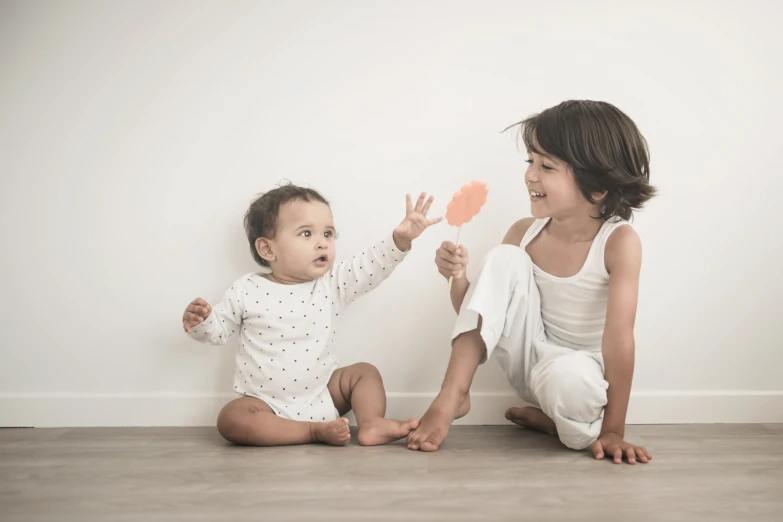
[184,184,441,446]
[408,100,656,465]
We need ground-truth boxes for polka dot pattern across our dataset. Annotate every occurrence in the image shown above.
[188,233,408,420]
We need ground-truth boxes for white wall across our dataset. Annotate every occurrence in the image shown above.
[1,0,781,427]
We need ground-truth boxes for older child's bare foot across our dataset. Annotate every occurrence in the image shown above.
[407,390,470,452]
[505,406,557,436]
[356,417,420,446]
[311,418,351,446]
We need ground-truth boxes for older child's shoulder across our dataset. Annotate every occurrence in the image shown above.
[502,217,537,246]
[604,224,642,276]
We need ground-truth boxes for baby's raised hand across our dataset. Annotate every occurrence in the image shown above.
[435,241,469,280]
[183,298,212,333]
[393,192,442,250]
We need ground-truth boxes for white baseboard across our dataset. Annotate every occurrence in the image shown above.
[1,391,782,428]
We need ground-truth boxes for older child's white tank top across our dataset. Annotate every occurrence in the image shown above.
[520,217,631,351]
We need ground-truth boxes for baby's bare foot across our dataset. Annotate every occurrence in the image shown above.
[356,417,419,446]
[312,418,351,446]
[505,406,557,436]
[406,390,470,452]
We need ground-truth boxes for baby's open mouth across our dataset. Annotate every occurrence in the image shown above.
[529,189,546,200]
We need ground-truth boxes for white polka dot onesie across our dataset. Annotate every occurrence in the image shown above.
[189,234,407,421]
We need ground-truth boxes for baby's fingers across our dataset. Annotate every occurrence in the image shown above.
[414,192,426,213]
[188,304,210,318]
[183,314,201,334]
[184,312,204,326]
[421,194,435,216]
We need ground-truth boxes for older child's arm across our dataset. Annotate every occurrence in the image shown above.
[183,277,247,344]
[436,218,536,313]
[330,193,441,309]
[435,242,470,313]
[594,226,652,464]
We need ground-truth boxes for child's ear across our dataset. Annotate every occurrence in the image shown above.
[593,190,608,203]
[255,237,276,263]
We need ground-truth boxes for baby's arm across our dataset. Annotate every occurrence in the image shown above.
[184,277,246,345]
[329,192,441,309]
[595,226,651,464]
[328,233,408,309]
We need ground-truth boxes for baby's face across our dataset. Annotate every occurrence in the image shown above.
[267,200,336,282]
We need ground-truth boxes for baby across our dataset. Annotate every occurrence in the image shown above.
[183,183,441,446]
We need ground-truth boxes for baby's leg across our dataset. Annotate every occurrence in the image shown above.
[408,245,541,452]
[216,396,350,446]
[528,351,608,450]
[328,363,418,446]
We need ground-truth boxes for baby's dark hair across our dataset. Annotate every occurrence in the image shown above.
[506,100,656,220]
[244,182,329,267]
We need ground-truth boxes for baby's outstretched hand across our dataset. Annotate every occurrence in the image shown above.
[393,192,442,250]
[183,298,211,333]
[435,241,469,280]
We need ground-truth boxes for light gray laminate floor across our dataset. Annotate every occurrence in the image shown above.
[1,424,782,522]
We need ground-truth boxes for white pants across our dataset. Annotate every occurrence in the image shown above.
[452,245,608,450]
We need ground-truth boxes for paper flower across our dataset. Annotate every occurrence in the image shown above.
[445,181,489,227]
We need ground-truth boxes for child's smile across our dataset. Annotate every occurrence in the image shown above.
[529,187,547,202]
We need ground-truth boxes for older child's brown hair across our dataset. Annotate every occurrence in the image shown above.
[507,100,656,220]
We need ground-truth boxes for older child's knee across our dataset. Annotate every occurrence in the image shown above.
[531,352,607,424]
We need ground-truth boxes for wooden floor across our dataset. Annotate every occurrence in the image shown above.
[1,424,782,522]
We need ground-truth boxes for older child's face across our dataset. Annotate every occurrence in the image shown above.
[265,200,336,282]
[524,150,592,219]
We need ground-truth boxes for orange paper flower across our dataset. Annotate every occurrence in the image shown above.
[445,181,488,227]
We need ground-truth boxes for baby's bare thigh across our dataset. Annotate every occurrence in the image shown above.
[217,396,275,424]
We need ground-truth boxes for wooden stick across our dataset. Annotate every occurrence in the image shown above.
[448,226,462,292]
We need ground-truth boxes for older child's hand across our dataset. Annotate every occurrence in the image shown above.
[393,192,442,251]
[592,432,651,465]
[435,241,469,280]
[183,298,212,333]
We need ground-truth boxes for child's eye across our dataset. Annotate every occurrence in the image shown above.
[324,231,333,238]
[300,230,311,238]
[527,159,553,171]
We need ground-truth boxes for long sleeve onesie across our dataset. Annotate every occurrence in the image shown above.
[189,233,407,421]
